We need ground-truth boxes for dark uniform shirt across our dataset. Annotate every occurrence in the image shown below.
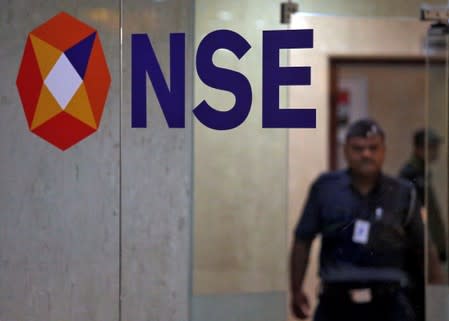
[295,169,424,286]
[399,156,447,261]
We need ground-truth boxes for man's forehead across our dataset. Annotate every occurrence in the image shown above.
[347,135,384,145]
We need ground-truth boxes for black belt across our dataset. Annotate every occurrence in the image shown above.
[320,281,403,301]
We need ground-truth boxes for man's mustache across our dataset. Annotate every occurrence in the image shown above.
[360,158,375,164]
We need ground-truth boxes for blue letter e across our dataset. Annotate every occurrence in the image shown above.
[263,29,316,128]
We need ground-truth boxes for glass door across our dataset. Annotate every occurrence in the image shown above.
[425,19,449,321]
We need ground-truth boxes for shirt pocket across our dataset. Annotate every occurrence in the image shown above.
[321,204,355,237]
[369,211,406,250]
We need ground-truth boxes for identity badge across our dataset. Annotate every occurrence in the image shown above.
[352,219,370,244]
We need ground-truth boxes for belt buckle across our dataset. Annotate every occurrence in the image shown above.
[349,288,372,303]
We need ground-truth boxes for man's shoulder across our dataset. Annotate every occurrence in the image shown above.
[382,173,415,192]
[399,159,422,179]
[314,170,348,186]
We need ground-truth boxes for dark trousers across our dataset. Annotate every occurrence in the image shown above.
[314,285,416,321]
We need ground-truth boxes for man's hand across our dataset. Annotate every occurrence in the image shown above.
[428,242,447,284]
[291,290,311,319]
[290,240,312,319]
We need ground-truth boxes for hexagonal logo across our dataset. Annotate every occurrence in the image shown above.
[16,12,111,151]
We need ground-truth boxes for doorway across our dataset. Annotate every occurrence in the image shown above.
[288,14,448,321]
[329,59,427,174]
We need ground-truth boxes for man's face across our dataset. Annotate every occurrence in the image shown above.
[344,135,385,177]
[428,144,440,163]
[415,143,440,163]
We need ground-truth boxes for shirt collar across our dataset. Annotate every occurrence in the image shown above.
[343,168,385,197]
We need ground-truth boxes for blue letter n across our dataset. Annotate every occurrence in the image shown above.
[131,33,185,128]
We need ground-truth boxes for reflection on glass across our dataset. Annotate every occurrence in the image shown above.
[425,28,449,285]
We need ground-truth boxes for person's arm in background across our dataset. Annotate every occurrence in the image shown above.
[427,187,447,263]
[405,189,445,284]
[290,239,312,319]
[421,205,446,284]
[428,240,446,284]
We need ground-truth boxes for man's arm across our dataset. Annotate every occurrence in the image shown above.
[290,239,312,320]
[290,177,322,319]
[428,240,446,284]
[404,189,445,284]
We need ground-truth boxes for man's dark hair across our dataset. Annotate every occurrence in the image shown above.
[345,118,385,142]
[413,128,441,148]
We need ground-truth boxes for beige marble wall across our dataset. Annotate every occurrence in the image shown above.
[0,1,194,321]
[121,1,194,320]
[193,0,289,294]
[299,0,445,17]
[0,1,120,320]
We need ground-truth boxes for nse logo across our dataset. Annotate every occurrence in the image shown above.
[17,12,315,150]
[16,12,111,151]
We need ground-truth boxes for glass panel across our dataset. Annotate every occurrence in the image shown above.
[426,27,448,282]
[192,2,289,321]
[425,22,449,321]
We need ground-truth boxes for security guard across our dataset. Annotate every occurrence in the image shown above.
[399,128,447,263]
[290,119,424,321]
[398,129,447,321]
